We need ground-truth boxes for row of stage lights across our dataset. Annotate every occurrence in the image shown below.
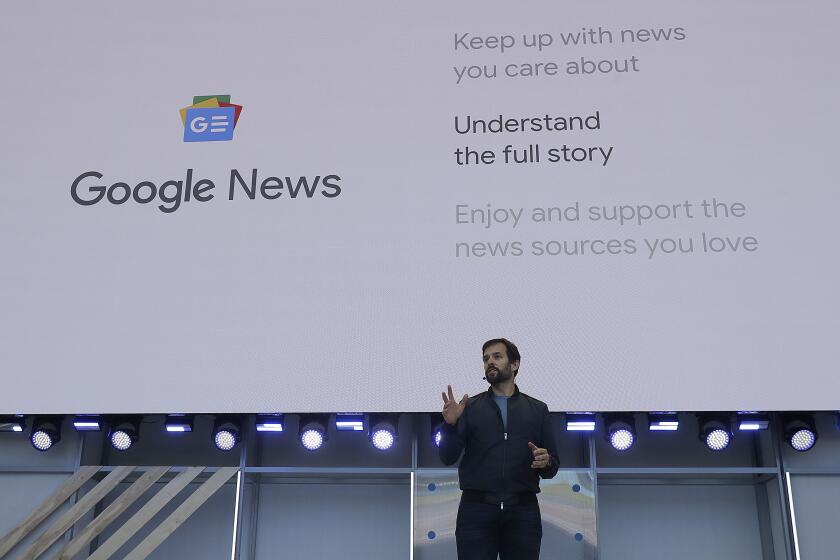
[594,413,820,453]
[431,412,820,454]
[0,412,827,454]
[0,414,401,453]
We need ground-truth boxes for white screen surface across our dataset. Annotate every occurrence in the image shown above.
[1,1,838,413]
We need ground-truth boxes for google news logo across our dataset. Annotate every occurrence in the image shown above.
[68,95,343,212]
[180,95,243,142]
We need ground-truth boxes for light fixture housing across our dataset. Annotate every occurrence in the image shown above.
[212,416,241,452]
[648,412,680,432]
[737,412,769,431]
[165,414,194,433]
[698,414,733,452]
[299,415,329,451]
[335,413,365,432]
[0,415,26,433]
[256,413,285,433]
[31,416,62,451]
[72,416,103,432]
[109,417,141,452]
[604,414,636,452]
[431,413,445,448]
[566,413,596,432]
[784,415,817,452]
[368,414,399,451]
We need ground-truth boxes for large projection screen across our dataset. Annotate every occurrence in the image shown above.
[1,1,838,413]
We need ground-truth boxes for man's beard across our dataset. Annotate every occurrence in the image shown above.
[485,366,513,386]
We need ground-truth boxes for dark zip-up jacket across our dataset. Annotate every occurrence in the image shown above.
[439,385,560,495]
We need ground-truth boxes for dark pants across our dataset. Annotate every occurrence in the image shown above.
[455,497,542,560]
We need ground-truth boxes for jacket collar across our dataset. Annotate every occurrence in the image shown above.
[485,384,520,399]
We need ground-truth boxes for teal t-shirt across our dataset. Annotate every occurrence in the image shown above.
[493,395,509,429]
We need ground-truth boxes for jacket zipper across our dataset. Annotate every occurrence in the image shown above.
[501,431,507,510]
[493,393,510,511]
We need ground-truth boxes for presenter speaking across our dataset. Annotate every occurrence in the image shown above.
[439,338,560,559]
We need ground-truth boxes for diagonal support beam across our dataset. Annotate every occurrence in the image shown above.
[121,467,239,560]
[86,467,205,560]
[52,466,170,560]
[19,466,135,560]
[0,465,101,558]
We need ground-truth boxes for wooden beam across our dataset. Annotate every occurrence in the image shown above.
[86,467,205,560]
[19,465,135,560]
[0,465,101,558]
[53,466,169,560]
[121,467,239,560]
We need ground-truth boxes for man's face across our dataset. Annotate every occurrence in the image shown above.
[482,342,519,386]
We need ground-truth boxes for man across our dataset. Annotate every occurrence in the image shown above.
[439,338,560,560]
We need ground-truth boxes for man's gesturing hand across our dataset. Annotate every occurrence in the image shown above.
[528,442,550,469]
[441,385,468,426]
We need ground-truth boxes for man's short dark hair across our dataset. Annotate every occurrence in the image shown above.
[482,338,521,375]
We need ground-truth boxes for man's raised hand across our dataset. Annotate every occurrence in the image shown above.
[528,442,550,469]
[441,384,469,425]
